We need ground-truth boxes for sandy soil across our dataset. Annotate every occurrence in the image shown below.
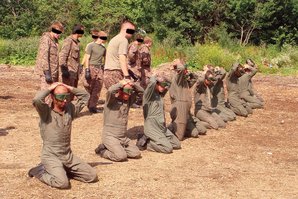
[0,65,297,199]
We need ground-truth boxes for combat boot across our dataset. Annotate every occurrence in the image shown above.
[28,163,45,178]
[89,107,103,114]
[95,144,106,157]
[136,133,149,151]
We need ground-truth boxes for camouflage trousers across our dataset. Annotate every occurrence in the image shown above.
[130,66,151,89]
[62,76,78,88]
[40,75,58,105]
[62,74,79,101]
[103,70,123,89]
[84,65,104,108]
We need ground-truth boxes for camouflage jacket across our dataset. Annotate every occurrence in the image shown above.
[127,42,139,68]
[137,44,151,68]
[34,32,59,78]
[59,36,80,78]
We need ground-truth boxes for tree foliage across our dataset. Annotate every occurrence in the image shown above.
[0,0,297,47]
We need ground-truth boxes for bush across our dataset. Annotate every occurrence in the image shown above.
[0,36,297,76]
[0,37,39,65]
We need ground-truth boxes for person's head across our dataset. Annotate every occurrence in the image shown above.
[155,75,170,93]
[120,20,136,39]
[49,21,64,40]
[203,64,214,73]
[144,36,153,48]
[117,83,134,101]
[246,58,256,67]
[72,24,85,39]
[98,31,108,43]
[235,63,245,77]
[156,81,169,93]
[51,85,70,111]
[90,28,100,41]
[135,34,144,44]
[243,64,252,73]
[204,70,216,86]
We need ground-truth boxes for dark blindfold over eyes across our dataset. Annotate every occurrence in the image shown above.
[75,29,84,34]
[136,38,144,43]
[52,28,62,34]
[126,29,135,34]
[54,93,70,101]
[99,36,107,40]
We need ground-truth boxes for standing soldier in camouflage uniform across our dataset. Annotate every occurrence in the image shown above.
[226,63,253,117]
[137,36,153,88]
[81,29,100,67]
[194,70,226,130]
[34,21,64,104]
[136,75,181,153]
[239,63,264,109]
[104,20,136,89]
[94,80,143,162]
[83,31,108,113]
[28,82,98,189]
[127,34,144,79]
[211,66,236,122]
[59,24,85,88]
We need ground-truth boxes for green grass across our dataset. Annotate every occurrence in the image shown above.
[1,36,298,75]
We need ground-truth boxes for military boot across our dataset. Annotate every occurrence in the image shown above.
[28,163,45,178]
[136,134,149,151]
[95,144,106,157]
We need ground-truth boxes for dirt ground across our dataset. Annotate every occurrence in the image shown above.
[0,65,297,199]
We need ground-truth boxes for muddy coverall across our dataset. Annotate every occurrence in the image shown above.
[211,68,236,122]
[32,88,97,189]
[100,83,144,161]
[226,63,253,117]
[239,67,264,109]
[168,66,199,140]
[143,76,181,153]
[194,78,226,130]
[185,114,208,136]
[59,36,81,87]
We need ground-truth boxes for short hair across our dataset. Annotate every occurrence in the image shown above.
[205,70,214,79]
[121,19,136,29]
[135,34,144,40]
[144,36,152,44]
[72,24,85,34]
[90,28,100,35]
[50,21,64,32]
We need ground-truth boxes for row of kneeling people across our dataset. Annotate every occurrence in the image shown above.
[28,57,263,189]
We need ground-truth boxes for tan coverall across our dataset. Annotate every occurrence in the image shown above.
[99,83,144,161]
[239,67,264,109]
[194,78,226,130]
[168,66,200,140]
[143,76,181,153]
[226,63,253,117]
[32,88,97,189]
[211,68,236,122]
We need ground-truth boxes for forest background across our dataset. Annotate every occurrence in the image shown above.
[0,0,298,75]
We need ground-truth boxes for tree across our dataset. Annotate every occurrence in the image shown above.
[224,0,262,46]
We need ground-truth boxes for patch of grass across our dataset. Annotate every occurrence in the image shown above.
[1,36,297,76]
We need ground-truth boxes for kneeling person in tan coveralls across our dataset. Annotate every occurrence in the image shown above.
[28,82,98,189]
[137,75,181,153]
[95,80,143,161]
